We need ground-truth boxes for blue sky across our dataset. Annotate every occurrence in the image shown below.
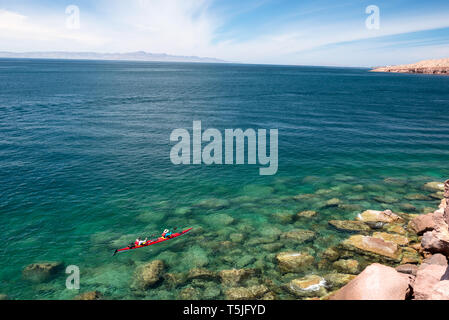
[0,0,448,66]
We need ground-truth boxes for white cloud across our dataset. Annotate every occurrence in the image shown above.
[0,9,108,50]
[0,1,449,66]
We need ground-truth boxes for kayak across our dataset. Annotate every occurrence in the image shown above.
[113,228,192,256]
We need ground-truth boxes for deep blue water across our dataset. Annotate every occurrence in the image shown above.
[1,59,449,299]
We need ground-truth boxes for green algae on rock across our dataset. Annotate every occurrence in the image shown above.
[132,260,165,290]
[22,262,64,283]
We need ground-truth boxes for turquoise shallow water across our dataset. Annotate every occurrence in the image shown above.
[1,59,449,299]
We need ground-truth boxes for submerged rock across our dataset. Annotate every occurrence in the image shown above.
[356,209,403,224]
[187,268,218,282]
[332,259,359,274]
[373,232,409,246]
[74,291,103,300]
[280,229,316,243]
[328,220,370,233]
[323,273,356,290]
[373,196,399,204]
[329,263,412,300]
[399,203,417,213]
[338,204,363,212]
[229,233,244,243]
[276,251,315,273]
[219,269,256,286]
[320,247,340,262]
[423,182,445,192]
[297,210,318,218]
[236,255,256,269]
[322,198,341,208]
[286,275,327,298]
[205,213,234,227]
[133,260,164,289]
[225,285,269,300]
[0,294,10,300]
[385,224,407,235]
[293,193,316,201]
[404,194,433,201]
[195,198,230,209]
[429,192,444,200]
[179,287,201,300]
[272,211,295,224]
[340,235,402,262]
[261,242,284,252]
[22,262,64,283]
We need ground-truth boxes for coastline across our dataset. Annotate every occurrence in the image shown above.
[371,58,449,75]
[13,178,449,300]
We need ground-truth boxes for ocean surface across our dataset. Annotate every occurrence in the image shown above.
[1,59,449,299]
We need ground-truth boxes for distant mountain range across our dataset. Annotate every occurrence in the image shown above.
[0,51,227,63]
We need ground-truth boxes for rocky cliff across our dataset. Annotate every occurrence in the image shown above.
[371,58,449,75]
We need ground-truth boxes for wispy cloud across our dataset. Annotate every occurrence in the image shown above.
[0,0,448,66]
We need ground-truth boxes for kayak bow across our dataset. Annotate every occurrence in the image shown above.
[113,228,192,256]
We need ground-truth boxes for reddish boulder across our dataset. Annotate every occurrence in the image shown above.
[413,264,448,300]
[421,230,449,256]
[329,263,412,300]
[408,213,436,235]
[422,254,448,267]
[395,264,419,276]
[430,281,449,300]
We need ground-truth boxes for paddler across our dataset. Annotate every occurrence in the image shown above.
[161,229,173,239]
[135,237,148,246]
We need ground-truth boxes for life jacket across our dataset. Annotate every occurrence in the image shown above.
[135,240,140,246]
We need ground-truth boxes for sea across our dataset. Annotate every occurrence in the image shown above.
[1,58,449,299]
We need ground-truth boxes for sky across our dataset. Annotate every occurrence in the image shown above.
[0,0,449,66]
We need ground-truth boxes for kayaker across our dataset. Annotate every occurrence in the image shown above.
[162,229,172,239]
[135,237,147,246]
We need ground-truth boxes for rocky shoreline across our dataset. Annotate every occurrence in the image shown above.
[328,180,449,300]
[371,58,449,75]
[9,179,449,300]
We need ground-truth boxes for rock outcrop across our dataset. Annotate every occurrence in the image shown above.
[413,264,448,300]
[371,58,449,75]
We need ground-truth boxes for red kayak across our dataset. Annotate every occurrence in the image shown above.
[113,228,192,256]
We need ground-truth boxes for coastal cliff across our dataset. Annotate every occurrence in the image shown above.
[371,58,449,75]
